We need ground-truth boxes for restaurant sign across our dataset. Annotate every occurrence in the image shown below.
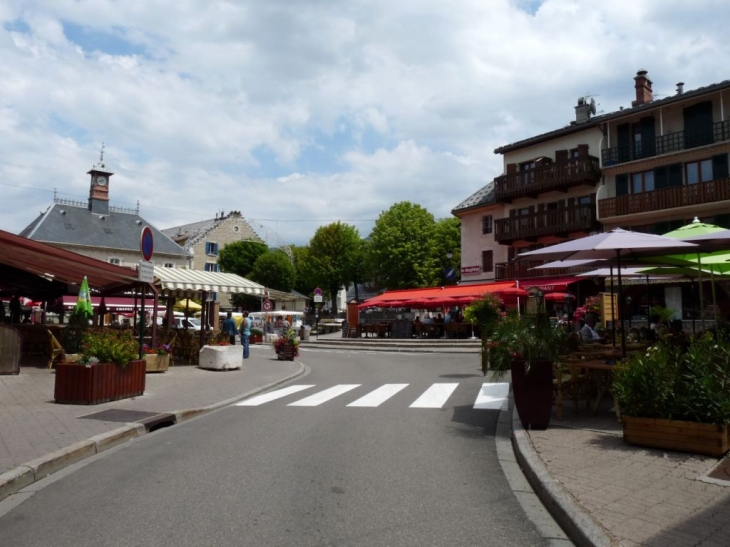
[461,265,481,275]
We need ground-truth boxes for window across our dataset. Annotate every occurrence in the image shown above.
[481,215,493,234]
[481,250,493,273]
[520,161,535,185]
[686,160,713,185]
[204,262,219,272]
[163,263,174,268]
[631,171,655,194]
[108,258,121,265]
[205,242,219,255]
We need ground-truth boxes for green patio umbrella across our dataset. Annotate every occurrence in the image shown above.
[74,276,93,318]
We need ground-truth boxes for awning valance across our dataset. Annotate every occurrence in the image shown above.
[153,267,266,296]
[518,276,580,293]
[60,296,166,312]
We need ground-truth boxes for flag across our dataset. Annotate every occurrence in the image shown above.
[75,276,93,318]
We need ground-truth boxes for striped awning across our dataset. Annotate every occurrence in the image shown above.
[153,267,266,296]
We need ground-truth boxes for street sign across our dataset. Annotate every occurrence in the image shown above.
[262,299,272,311]
[313,287,323,296]
[140,227,154,261]
[313,295,323,303]
[138,260,155,283]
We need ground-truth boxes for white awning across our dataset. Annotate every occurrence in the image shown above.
[153,267,266,296]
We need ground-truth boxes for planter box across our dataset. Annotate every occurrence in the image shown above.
[276,343,298,361]
[54,360,146,405]
[250,334,263,345]
[144,354,170,373]
[511,359,553,431]
[622,416,730,458]
[199,345,241,371]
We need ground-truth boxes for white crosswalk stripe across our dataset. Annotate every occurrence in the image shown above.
[234,382,509,409]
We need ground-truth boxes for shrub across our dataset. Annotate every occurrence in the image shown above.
[81,329,139,367]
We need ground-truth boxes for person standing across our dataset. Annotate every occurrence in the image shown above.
[240,311,251,359]
[223,311,237,345]
[9,294,21,324]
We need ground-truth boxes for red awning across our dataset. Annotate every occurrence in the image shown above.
[357,281,517,309]
[518,276,580,293]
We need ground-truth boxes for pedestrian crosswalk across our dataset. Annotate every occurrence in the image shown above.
[234,382,509,410]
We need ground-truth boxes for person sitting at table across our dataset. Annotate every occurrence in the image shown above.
[580,314,603,343]
[414,315,421,324]
[435,313,444,324]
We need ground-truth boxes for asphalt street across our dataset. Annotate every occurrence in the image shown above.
[0,350,548,547]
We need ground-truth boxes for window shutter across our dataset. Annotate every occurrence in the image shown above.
[668,163,683,187]
[617,124,630,162]
[482,250,493,273]
[616,174,629,196]
[640,117,656,157]
[654,166,668,189]
[713,154,729,180]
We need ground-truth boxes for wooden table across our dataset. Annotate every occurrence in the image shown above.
[567,361,618,417]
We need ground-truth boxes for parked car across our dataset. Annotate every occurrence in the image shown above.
[173,317,203,331]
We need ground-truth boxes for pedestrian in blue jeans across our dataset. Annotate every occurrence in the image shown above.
[241,311,250,359]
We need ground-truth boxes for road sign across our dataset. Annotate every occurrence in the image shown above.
[262,299,273,311]
[138,260,155,283]
[313,295,323,303]
[313,287,323,296]
[140,227,154,261]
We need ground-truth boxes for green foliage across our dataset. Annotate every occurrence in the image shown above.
[308,221,362,312]
[218,240,269,277]
[463,294,502,338]
[81,329,139,367]
[250,328,263,336]
[613,333,730,425]
[433,217,461,284]
[249,250,296,292]
[291,245,318,297]
[62,309,89,353]
[486,313,567,379]
[369,201,439,289]
[650,305,676,324]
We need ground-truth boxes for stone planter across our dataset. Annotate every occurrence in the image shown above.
[144,353,170,373]
[54,360,146,405]
[199,345,241,371]
[622,416,730,458]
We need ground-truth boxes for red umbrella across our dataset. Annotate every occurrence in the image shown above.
[494,287,529,297]
[544,292,575,302]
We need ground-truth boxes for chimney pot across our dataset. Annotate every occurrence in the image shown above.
[676,82,685,94]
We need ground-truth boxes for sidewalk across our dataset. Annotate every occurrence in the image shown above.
[2,339,730,546]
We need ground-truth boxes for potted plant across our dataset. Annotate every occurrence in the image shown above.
[250,328,263,345]
[60,309,89,362]
[612,332,730,457]
[54,329,145,404]
[486,312,567,430]
[274,328,299,360]
[463,293,504,375]
[142,342,172,372]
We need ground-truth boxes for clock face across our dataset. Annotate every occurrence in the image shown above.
[96,176,107,186]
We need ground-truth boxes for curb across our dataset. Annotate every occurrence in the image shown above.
[301,344,479,354]
[511,409,619,547]
[0,362,306,503]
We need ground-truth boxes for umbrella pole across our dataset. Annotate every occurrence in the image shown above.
[691,279,696,335]
[711,265,719,334]
[617,252,626,359]
[698,252,706,332]
[138,283,146,360]
[609,265,616,349]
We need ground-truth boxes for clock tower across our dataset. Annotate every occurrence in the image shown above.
[87,143,113,214]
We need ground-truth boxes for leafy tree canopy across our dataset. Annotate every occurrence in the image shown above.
[368,201,438,289]
[291,245,317,298]
[249,250,296,293]
[433,217,461,285]
[218,240,269,278]
[308,221,361,313]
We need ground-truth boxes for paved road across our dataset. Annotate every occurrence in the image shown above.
[0,351,547,546]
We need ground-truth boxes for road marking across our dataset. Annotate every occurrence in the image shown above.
[347,384,409,407]
[288,384,361,406]
[409,383,458,408]
[235,385,315,406]
[473,383,509,410]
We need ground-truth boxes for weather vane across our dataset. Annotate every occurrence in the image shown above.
[99,142,105,163]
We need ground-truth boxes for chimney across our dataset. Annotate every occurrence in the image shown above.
[574,97,592,124]
[676,82,684,95]
[632,69,653,107]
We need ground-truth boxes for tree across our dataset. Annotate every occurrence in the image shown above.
[249,250,296,293]
[291,245,317,299]
[433,217,461,285]
[308,221,361,313]
[217,240,269,278]
[368,202,439,289]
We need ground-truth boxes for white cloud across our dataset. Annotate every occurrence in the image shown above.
[1,0,729,246]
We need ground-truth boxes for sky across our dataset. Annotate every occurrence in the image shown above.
[1,0,729,247]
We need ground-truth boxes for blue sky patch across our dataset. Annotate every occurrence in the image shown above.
[62,21,147,57]
[3,19,30,34]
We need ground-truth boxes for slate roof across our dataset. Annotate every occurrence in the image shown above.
[451,181,495,214]
[161,214,263,249]
[20,202,189,258]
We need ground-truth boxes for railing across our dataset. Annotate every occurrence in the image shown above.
[495,261,594,280]
[494,205,596,244]
[494,157,601,202]
[598,177,730,218]
[602,120,730,166]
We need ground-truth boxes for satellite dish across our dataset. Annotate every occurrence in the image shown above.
[590,98,596,115]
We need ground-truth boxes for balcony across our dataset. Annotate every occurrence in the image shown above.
[494,205,597,245]
[494,157,600,203]
[598,177,730,219]
[602,120,730,167]
[495,261,594,280]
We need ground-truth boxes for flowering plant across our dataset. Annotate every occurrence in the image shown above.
[573,295,602,323]
[273,328,299,356]
[142,343,172,356]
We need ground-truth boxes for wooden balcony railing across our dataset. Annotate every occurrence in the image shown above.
[494,157,601,203]
[494,205,597,244]
[598,177,730,219]
[494,261,594,280]
[602,120,730,167]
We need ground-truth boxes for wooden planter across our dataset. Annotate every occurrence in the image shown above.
[54,360,146,405]
[511,359,553,431]
[276,343,298,361]
[250,334,263,345]
[622,416,730,458]
[144,353,170,372]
